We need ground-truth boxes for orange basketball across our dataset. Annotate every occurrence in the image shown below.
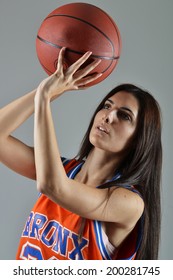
[36,3,122,86]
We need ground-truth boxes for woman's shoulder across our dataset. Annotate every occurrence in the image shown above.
[110,186,144,227]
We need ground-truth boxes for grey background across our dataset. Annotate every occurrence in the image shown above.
[0,0,172,259]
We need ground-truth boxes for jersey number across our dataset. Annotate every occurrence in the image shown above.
[20,242,43,260]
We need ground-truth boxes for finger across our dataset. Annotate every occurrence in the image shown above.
[76,72,103,87]
[56,47,66,73]
[74,59,101,80]
[67,51,92,74]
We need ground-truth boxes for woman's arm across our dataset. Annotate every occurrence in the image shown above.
[34,48,102,186]
[34,48,144,227]
[0,89,36,179]
[0,48,100,181]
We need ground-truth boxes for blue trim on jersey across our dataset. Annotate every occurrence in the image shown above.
[135,215,143,252]
[61,157,84,179]
[94,221,112,260]
[122,217,143,260]
[67,162,84,179]
[61,157,71,166]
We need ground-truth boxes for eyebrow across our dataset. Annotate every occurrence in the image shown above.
[107,99,135,117]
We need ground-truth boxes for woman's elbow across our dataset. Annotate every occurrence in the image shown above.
[36,181,47,194]
[36,178,63,197]
[36,180,55,195]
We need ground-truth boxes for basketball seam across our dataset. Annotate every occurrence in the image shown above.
[37,35,119,60]
[36,35,118,74]
[44,14,120,57]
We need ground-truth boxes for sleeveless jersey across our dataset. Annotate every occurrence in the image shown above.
[16,158,143,260]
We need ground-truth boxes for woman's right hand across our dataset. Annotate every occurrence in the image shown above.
[36,47,102,101]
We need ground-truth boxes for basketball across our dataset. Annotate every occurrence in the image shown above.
[36,3,122,86]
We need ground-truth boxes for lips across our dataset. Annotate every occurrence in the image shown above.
[97,125,109,134]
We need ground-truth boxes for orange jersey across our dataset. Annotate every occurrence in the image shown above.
[16,158,143,260]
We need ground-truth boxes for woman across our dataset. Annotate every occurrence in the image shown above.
[0,48,162,260]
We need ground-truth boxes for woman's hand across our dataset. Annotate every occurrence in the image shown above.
[36,47,102,101]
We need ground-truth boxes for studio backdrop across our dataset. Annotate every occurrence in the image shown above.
[0,0,172,259]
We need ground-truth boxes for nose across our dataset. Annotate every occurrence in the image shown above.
[103,110,116,124]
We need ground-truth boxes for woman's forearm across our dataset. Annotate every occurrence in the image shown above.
[33,48,101,194]
[34,93,67,193]
[0,89,36,137]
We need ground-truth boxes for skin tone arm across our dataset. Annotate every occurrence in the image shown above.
[0,90,36,179]
[34,48,144,228]
[0,50,101,180]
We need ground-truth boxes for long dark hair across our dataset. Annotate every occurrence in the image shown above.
[76,84,162,260]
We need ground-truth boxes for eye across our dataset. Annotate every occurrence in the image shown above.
[118,111,132,121]
[102,103,111,110]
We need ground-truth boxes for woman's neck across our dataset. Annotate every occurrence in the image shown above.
[75,148,121,187]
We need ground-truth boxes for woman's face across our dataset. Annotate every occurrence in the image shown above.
[89,91,139,156]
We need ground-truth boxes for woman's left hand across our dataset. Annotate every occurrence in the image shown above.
[36,47,102,101]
